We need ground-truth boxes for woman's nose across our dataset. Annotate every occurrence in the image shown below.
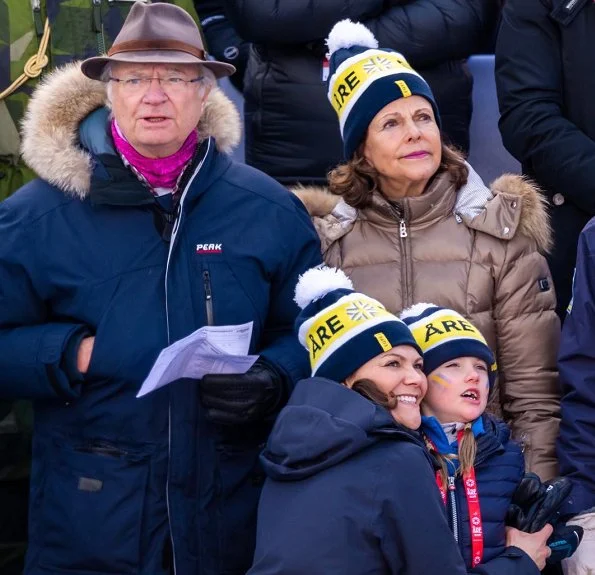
[404,366,425,385]
[405,119,422,140]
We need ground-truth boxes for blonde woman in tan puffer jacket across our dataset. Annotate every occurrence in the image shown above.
[293,20,561,481]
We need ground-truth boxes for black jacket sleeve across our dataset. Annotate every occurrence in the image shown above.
[496,0,595,215]
[365,0,497,68]
[219,0,381,45]
[223,0,498,67]
[220,0,496,64]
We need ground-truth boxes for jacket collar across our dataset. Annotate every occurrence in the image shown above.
[292,164,553,253]
[421,415,485,455]
[20,62,241,200]
[359,171,458,229]
[422,414,504,467]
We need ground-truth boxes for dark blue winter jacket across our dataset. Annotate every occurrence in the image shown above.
[249,378,539,575]
[0,65,321,575]
[421,415,525,567]
[558,218,595,516]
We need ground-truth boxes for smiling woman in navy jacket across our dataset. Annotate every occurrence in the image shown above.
[248,267,550,575]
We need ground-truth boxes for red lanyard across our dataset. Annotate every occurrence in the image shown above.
[430,431,484,567]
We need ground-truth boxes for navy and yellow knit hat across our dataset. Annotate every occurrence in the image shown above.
[294,266,422,383]
[325,19,441,159]
[400,304,497,387]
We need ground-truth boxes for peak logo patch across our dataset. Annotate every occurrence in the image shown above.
[196,243,223,254]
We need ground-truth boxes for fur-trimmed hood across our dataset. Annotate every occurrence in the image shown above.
[20,63,241,199]
[292,165,552,253]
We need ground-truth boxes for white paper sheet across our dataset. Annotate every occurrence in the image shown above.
[201,322,253,356]
[136,322,258,398]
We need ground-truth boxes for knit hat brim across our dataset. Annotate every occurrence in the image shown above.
[314,320,423,383]
[401,304,497,388]
[294,267,421,381]
[341,73,440,159]
[324,21,441,159]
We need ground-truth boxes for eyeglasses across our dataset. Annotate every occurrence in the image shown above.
[108,76,206,95]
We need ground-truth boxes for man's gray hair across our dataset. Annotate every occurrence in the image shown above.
[199,66,216,89]
[100,63,113,105]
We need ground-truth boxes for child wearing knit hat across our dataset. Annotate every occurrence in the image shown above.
[401,303,581,569]
[249,267,568,574]
[249,267,504,574]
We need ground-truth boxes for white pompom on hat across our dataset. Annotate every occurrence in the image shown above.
[294,266,353,310]
[324,19,440,159]
[325,19,378,56]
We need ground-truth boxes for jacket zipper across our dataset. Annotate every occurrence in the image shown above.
[203,270,214,326]
[448,475,459,543]
[164,139,211,575]
[390,202,411,308]
[402,201,414,307]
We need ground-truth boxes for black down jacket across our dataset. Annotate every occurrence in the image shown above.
[221,0,498,184]
[496,0,595,318]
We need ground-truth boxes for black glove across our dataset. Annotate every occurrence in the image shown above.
[507,473,547,530]
[199,358,287,425]
[506,473,573,532]
[546,523,584,564]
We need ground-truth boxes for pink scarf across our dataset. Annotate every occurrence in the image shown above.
[110,119,198,191]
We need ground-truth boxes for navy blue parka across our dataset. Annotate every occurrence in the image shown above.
[558,217,595,517]
[0,64,321,575]
[421,415,525,567]
[249,378,539,575]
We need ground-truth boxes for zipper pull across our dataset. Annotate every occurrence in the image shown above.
[399,219,407,238]
[448,476,456,491]
[203,270,214,326]
[203,271,212,301]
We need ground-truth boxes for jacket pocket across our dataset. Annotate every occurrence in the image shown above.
[38,440,150,574]
[196,257,266,336]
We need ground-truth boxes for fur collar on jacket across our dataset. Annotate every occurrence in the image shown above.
[20,63,241,199]
[292,164,552,253]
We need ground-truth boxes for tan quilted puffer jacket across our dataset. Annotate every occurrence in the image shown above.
[293,167,561,481]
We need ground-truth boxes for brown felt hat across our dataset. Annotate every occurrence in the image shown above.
[81,2,235,80]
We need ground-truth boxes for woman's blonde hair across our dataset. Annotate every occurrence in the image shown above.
[327,142,469,209]
[429,422,478,488]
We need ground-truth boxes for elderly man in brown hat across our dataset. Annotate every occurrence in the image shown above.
[0,3,321,574]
